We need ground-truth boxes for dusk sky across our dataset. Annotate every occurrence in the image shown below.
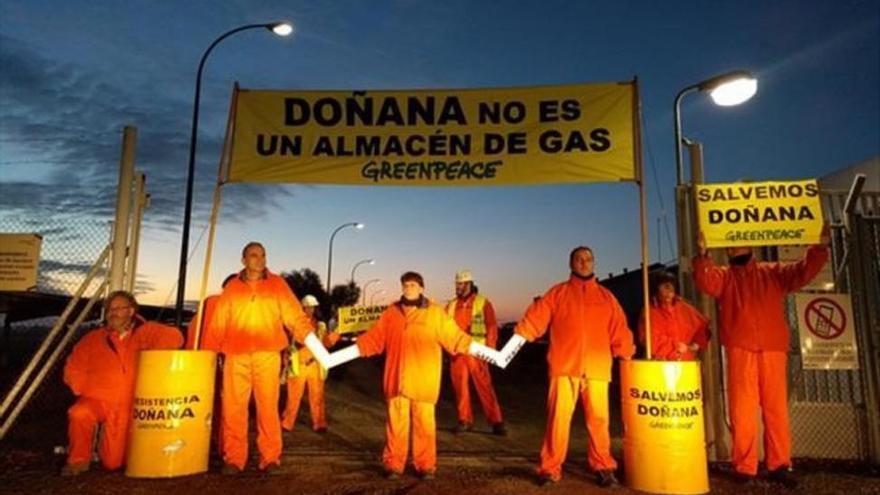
[1,1,877,321]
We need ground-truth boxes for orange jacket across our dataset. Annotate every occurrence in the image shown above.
[693,245,829,351]
[185,294,221,351]
[63,317,182,404]
[356,299,472,404]
[638,297,710,360]
[212,270,315,354]
[515,275,635,381]
[448,293,498,348]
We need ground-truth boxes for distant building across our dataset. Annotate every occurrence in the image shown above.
[819,156,879,194]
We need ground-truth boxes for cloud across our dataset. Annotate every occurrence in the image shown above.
[0,33,296,236]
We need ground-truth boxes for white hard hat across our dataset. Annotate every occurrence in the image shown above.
[301,294,319,307]
[455,270,473,283]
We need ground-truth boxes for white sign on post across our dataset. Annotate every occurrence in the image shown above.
[795,293,858,370]
[0,233,42,291]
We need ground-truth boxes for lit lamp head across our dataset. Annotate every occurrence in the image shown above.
[268,22,294,37]
[699,70,758,106]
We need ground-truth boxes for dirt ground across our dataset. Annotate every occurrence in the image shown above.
[2,342,879,494]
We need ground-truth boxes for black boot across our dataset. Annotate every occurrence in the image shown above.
[768,467,798,490]
[596,469,620,488]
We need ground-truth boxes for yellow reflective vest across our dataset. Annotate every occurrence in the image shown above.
[446,295,487,345]
[288,321,329,380]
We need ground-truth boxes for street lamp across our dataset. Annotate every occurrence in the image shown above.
[326,222,364,292]
[369,289,386,305]
[673,70,757,185]
[362,279,381,305]
[174,21,293,327]
[350,258,375,285]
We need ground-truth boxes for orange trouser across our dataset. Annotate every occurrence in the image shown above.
[538,376,616,479]
[727,347,790,475]
[450,354,503,425]
[222,351,282,470]
[383,396,436,474]
[66,397,129,470]
[282,361,326,431]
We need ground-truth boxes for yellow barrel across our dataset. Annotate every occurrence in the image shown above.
[620,359,709,494]
[125,350,216,478]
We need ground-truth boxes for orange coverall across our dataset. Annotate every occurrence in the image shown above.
[693,246,829,475]
[447,294,503,426]
[212,270,314,470]
[184,294,221,351]
[282,320,340,431]
[356,299,472,474]
[184,294,224,453]
[63,318,182,469]
[638,297,710,360]
[515,275,635,480]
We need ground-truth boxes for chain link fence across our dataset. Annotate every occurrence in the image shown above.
[777,191,880,461]
[0,212,111,295]
[1,213,110,445]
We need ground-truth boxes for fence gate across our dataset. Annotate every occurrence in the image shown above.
[786,191,879,462]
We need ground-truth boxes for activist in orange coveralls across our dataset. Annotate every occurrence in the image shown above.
[496,246,635,488]
[211,242,321,474]
[61,290,182,476]
[184,273,236,457]
[281,294,340,433]
[445,269,505,436]
[638,270,710,360]
[693,227,829,488]
[318,271,501,480]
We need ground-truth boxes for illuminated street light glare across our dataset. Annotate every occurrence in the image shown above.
[270,22,294,36]
[709,78,758,106]
[356,223,365,229]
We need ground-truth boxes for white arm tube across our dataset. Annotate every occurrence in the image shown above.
[468,341,502,366]
[325,344,361,369]
[304,332,332,369]
[497,333,527,369]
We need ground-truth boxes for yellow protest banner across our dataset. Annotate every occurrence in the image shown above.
[225,82,637,185]
[336,305,387,334]
[695,179,824,248]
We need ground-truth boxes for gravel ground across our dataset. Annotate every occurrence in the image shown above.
[2,341,878,494]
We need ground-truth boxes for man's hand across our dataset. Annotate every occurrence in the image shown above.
[676,342,689,355]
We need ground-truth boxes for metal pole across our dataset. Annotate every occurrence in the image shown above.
[125,173,147,293]
[175,23,277,328]
[326,222,357,293]
[362,279,380,305]
[673,85,699,186]
[110,126,136,291]
[350,258,373,285]
[369,290,385,305]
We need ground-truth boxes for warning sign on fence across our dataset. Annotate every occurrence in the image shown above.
[0,233,42,291]
[795,293,858,369]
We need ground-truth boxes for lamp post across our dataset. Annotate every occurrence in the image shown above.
[326,222,363,293]
[369,289,386,305]
[174,21,293,327]
[350,258,375,285]
[672,69,757,465]
[362,279,381,305]
[673,70,757,185]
